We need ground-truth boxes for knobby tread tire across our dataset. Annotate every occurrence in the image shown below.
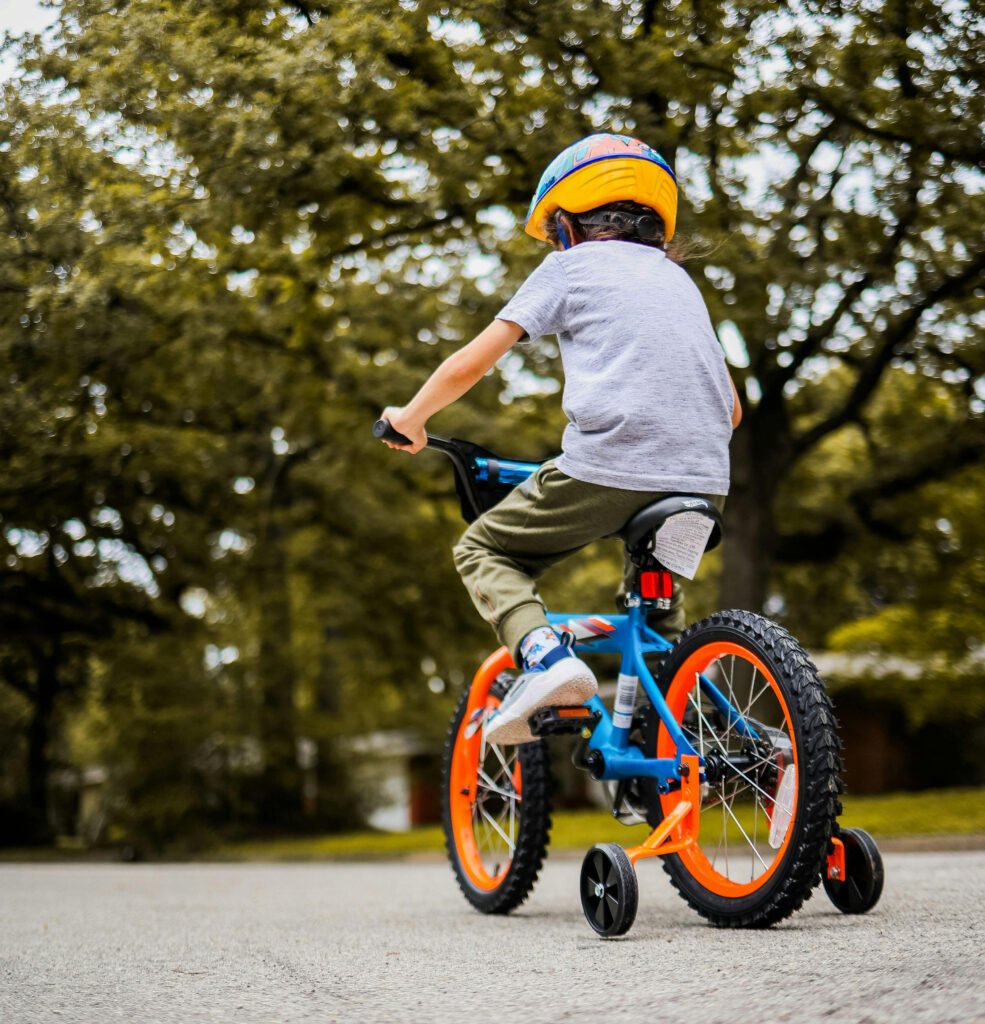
[441,674,554,914]
[656,610,844,928]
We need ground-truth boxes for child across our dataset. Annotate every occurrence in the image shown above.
[381,133,741,745]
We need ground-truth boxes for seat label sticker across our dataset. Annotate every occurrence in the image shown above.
[654,512,715,579]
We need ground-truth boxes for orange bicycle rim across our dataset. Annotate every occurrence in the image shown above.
[657,641,799,898]
[448,647,520,892]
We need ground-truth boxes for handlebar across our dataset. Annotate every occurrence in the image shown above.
[372,417,484,465]
[372,417,543,523]
[372,418,453,455]
[372,418,414,447]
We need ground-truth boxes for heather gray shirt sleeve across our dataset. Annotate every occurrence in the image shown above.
[495,252,568,340]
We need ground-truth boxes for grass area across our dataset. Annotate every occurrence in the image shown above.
[3,787,981,863]
[208,787,985,862]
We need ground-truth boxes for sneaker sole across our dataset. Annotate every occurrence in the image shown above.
[486,660,598,746]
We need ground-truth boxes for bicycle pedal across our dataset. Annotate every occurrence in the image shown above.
[529,706,600,737]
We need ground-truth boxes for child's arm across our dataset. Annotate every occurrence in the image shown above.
[730,375,742,429]
[381,319,526,452]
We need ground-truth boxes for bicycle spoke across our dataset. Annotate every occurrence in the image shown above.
[722,662,762,745]
[716,786,724,876]
[477,803,516,855]
[711,821,725,870]
[472,805,489,860]
[752,787,760,882]
[719,786,770,873]
[680,651,799,887]
[721,655,739,740]
[469,725,523,877]
[476,766,517,801]
[689,699,782,808]
[743,673,772,724]
[508,776,516,850]
[486,751,515,790]
[689,682,706,757]
[487,739,516,783]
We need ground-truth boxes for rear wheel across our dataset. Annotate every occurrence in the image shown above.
[442,669,553,914]
[654,610,842,927]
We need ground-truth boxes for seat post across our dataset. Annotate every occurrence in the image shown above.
[624,548,674,612]
[619,495,724,591]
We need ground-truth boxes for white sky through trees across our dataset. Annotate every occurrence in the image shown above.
[0,0,56,35]
[0,0,58,78]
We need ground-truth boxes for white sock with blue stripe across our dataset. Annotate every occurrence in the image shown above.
[519,627,571,671]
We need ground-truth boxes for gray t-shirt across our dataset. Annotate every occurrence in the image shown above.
[497,240,733,494]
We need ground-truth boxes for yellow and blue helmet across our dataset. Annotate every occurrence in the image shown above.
[524,133,678,244]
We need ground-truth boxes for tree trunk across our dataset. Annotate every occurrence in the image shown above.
[254,462,302,829]
[718,400,791,613]
[26,647,58,843]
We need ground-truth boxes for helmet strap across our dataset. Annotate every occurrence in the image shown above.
[576,207,664,243]
[555,212,573,250]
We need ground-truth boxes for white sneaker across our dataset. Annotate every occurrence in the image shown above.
[485,655,598,745]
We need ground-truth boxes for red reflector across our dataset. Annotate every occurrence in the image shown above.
[641,571,673,599]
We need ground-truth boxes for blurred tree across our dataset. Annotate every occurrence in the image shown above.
[1,0,982,842]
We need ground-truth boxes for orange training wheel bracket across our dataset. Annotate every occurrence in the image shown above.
[625,754,702,865]
[827,836,846,881]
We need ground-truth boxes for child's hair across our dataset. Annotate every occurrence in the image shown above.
[546,200,694,263]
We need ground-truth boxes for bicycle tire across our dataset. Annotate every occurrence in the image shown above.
[442,670,553,914]
[654,610,843,927]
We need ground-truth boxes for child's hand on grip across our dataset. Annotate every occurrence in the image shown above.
[380,407,427,453]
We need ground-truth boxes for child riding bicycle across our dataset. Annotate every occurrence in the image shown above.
[381,132,742,746]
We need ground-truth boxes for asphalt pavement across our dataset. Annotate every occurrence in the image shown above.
[1,851,983,1024]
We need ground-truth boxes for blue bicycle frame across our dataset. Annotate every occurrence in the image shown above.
[477,456,751,792]
[545,606,754,791]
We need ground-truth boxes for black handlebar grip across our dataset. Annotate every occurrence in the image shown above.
[373,419,413,446]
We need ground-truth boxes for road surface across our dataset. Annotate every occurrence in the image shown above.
[1,852,982,1023]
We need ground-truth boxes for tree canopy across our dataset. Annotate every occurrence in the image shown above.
[1,0,982,846]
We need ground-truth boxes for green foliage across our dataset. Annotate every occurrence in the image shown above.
[207,786,985,861]
[0,0,982,845]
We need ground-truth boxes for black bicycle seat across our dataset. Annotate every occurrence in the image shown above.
[620,496,723,558]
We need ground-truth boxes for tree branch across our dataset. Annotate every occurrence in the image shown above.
[793,249,985,454]
[807,91,983,167]
[777,435,985,563]
[761,156,924,396]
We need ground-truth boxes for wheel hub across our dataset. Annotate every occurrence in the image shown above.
[594,881,605,899]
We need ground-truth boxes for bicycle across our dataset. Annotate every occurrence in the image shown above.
[374,419,884,936]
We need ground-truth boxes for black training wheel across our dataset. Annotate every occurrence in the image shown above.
[580,843,638,937]
[824,827,884,914]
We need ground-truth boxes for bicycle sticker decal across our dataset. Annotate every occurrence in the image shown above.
[556,617,616,643]
[613,673,638,730]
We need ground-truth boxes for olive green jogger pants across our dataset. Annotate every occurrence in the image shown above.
[452,460,725,663]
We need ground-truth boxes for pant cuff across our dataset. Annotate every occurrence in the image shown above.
[498,602,550,666]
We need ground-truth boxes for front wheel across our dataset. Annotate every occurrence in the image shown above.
[654,610,843,928]
[442,663,553,914]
